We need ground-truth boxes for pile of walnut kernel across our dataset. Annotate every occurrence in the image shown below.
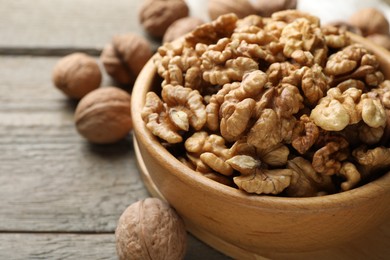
[141,10,390,197]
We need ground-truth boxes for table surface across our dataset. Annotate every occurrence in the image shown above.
[0,1,389,259]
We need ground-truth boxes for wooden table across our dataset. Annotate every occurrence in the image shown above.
[0,1,389,259]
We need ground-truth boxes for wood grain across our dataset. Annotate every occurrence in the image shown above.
[0,233,230,260]
[0,1,231,259]
[0,57,148,232]
[0,233,117,260]
[2,1,388,259]
[0,0,160,51]
[0,56,229,259]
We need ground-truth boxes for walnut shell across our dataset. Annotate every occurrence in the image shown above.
[251,0,297,17]
[139,0,189,38]
[74,87,132,144]
[326,21,362,36]
[348,8,390,36]
[52,52,101,99]
[100,33,152,86]
[163,17,204,43]
[116,198,187,260]
[208,0,256,21]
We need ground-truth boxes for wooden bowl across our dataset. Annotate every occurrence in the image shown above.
[131,33,390,258]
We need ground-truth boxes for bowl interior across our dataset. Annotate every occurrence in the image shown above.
[132,32,390,208]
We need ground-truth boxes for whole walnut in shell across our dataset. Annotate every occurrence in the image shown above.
[348,8,390,36]
[163,17,204,43]
[74,87,132,144]
[139,0,189,38]
[116,198,187,260]
[52,52,101,99]
[100,33,152,86]
[251,0,297,17]
[208,0,256,21]
[326,21,362,36]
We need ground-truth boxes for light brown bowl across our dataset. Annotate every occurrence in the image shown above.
[131,33,390,258]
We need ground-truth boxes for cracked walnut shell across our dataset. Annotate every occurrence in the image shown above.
[116,198,187,260]
[251,0,297,17]
[100,33,152,86]
[163,17,205,43]
[75,87,132,144]
[348,8,390,36]
[139,0,189,38]
[52,52,102,99]
[208,0,256,21]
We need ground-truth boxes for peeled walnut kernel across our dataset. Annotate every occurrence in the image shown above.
[139,0,189,38]
[185,131,234,176]
[161,84,206,130]
[163,17,204,43]
[141,92,183,144]
[233,167,293,195]
[361,97,386,128]
[353,146,390,175]
[286,157,335,197]
[226,155,259,175]
[116,198,187,260]
[312,136,349,175]
[100,33,152,85]
[348,8,390,36]
[75,87,132,144]
[52,52,101,99]
[310,91,352,131]
[338,162,361,191]
[143,10,390,196]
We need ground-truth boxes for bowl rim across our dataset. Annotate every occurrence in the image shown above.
[131,33,390,212]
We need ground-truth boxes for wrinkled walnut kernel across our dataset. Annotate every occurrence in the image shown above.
[286,157,335,197]
[185,132,234,175]
[142,10,390,196]
[233,168,294,195]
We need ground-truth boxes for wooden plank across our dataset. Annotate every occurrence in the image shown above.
[0,233,116,260]
[1,0,389,54]
[0,0,210,54]
[0,56,229,258]
[0,56,113,105]
[0,233,229,260]
[0,0,160,51]
[0,133,148,232]
[0,57,148,232]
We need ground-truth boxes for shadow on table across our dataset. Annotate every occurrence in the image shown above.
[186,235,232,260]
[83,133,134,159]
